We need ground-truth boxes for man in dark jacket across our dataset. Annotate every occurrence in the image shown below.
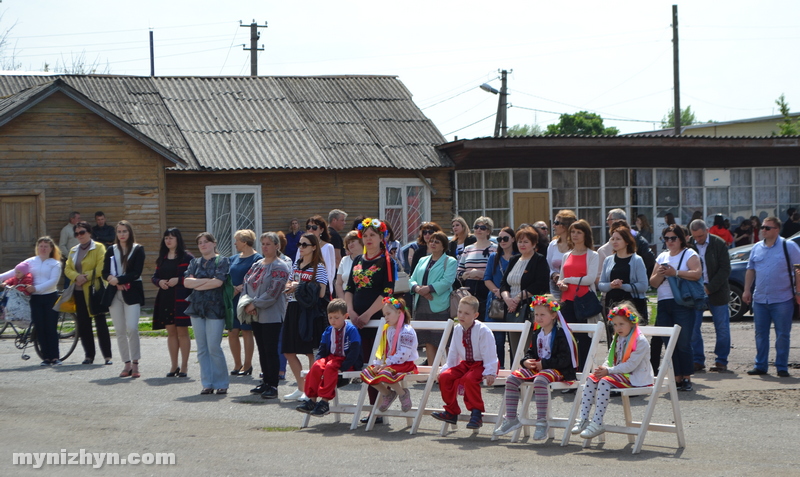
[688,219,731,372]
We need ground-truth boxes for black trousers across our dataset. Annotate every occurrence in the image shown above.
[252,321,282,388]
[74,290,112,361]
[31,293,60,361]
[559,300,591,368]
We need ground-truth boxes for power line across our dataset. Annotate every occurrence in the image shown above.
[12,37,239,59]
[418,71,495,107]
[219,23,242,75]
[421,86,479,110]
[16,34,234,50]
[512,104,659,123]
[444,112,496,137]
[6,21,235,40]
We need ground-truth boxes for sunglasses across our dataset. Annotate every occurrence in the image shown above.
[74,230,89,237]
[306,224,319,231]
[760,225,776,231]
[474,225,489,231]
[422,229,434,235]
[664,235,679,242]
[298,242,313,248]
[553,220,563,226]
[497,236,511,242]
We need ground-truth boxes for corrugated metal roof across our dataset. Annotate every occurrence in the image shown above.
[0,74,450,171]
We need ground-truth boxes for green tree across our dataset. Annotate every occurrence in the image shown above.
[507,123,543,137]
[775,94,799,136]
[544,111,619,136]
[661,105,698,129]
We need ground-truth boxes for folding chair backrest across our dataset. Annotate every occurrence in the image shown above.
[410,320,455,375]
[483,321,532,377]
[567,322,605,378]
[638,325,681,389]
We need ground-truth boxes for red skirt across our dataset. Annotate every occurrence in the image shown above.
[360,361,418,385]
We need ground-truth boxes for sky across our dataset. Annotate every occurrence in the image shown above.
[1,0,799,140]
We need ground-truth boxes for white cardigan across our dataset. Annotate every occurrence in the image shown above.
[442,320,499,376]
[606,330,654,387]
[559,249,601,291]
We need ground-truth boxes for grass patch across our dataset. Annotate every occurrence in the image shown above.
[260,426,300,432]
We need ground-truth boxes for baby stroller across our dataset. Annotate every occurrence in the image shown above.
[1,286,32,325]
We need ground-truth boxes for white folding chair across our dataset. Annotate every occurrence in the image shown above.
[506,321,604,443]
[300,318,385,430]
[364,319,455,432]
[437,320,533,436]
[578,325,686,454]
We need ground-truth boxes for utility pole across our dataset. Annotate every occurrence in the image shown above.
[494,69,510,138]
[149,30,155,77]
[672,5,681,136]
[241,20,267,77]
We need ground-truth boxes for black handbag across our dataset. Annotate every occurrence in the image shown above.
[573,276,603,319]
[89,269,108,315]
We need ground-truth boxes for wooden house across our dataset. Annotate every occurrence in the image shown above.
[0,75,453,302]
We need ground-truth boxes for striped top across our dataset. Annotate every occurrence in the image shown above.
[457,243,497,281]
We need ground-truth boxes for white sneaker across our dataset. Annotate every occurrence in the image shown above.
[533,419,548,441]
[298,393,311,402]
[493,418,522,436]
[283,389,303,400]
[571,418,589,435]
[580,421,606,439]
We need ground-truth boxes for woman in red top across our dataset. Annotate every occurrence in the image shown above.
[556,220,600,365]
[708,214,733,247]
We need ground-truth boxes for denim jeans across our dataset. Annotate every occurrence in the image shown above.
[752,299,794,372]
[191,316,229,389]
[655,299,696,377]
[692,299,731,366]
[31,293,60,361]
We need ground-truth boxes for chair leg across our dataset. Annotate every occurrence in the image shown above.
[350,383,369,430]
[332,389,341,424]
[621,395,635,444]
[561,384,585,447]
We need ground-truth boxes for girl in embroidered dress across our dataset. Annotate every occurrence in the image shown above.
[360,297,419,413]
[572,302,653,439]
[494,295,578,441]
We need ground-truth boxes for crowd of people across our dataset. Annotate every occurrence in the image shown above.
[2,206,799,434]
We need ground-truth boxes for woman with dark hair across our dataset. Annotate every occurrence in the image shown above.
[103,220,145,378]
[282,233,329,401]
[499,227,550,359]
[547,209,577,300]
[184,232,230,394]
[750,215,761,242]
[483,226,519,368]
[244,232,291,399]
[650,224,702,391]
[408,222,443,274]
[302,215,335,296]
[335,231,363,299]
[104,220,146,378]
[448,216,477,259]
[228,229,262,376]
[409,230,457,363]
[598,224,649,343]
[152,227,194,377]
[556,219,600,366]
[345,218,396,422]
[733,219,754,247]
[65,221,112,365]
[0,237,63,365]
[635,214,653,245]
[709,214,734,247]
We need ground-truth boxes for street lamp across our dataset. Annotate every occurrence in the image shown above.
[480,69,510,137]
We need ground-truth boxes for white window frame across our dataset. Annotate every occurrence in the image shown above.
[204,185,262,256]
[379,178,431,245]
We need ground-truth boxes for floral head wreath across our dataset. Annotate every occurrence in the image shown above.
[607,306,639,325]
[357,218,388,239]
[383,296,402,309]
[529,295,560,313]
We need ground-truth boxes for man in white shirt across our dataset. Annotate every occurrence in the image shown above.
[58,211,81,288]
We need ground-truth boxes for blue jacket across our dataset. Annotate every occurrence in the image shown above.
[598,252,649,299]
[409,253,458,314]
[317,322,363,371]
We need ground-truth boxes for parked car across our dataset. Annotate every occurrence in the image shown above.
[727,231,800,320]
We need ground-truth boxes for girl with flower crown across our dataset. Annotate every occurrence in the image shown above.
[494,295,578,441]
[571,301,653,440]
[360,297,418,413]
[345,218,397,421]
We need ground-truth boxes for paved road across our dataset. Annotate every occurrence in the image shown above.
[1,319,798,476]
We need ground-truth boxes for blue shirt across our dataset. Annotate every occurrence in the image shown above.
[483,252,515,316]
[284,231,303,262]
[747,237,800,304]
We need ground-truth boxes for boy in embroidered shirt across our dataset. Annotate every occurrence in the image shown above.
[572,302,653,439]
[296,299,362,417]
[432,295,498,429]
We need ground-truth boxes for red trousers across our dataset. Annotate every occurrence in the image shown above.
[304,355,345,401]
[439,360,486,415]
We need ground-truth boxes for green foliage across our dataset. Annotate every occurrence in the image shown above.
[544,111,619,136]
[507,123,543,137]
[661,105,698,129]
[775,94,799,136]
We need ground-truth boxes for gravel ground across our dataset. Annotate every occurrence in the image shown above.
[1,316,798,476]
